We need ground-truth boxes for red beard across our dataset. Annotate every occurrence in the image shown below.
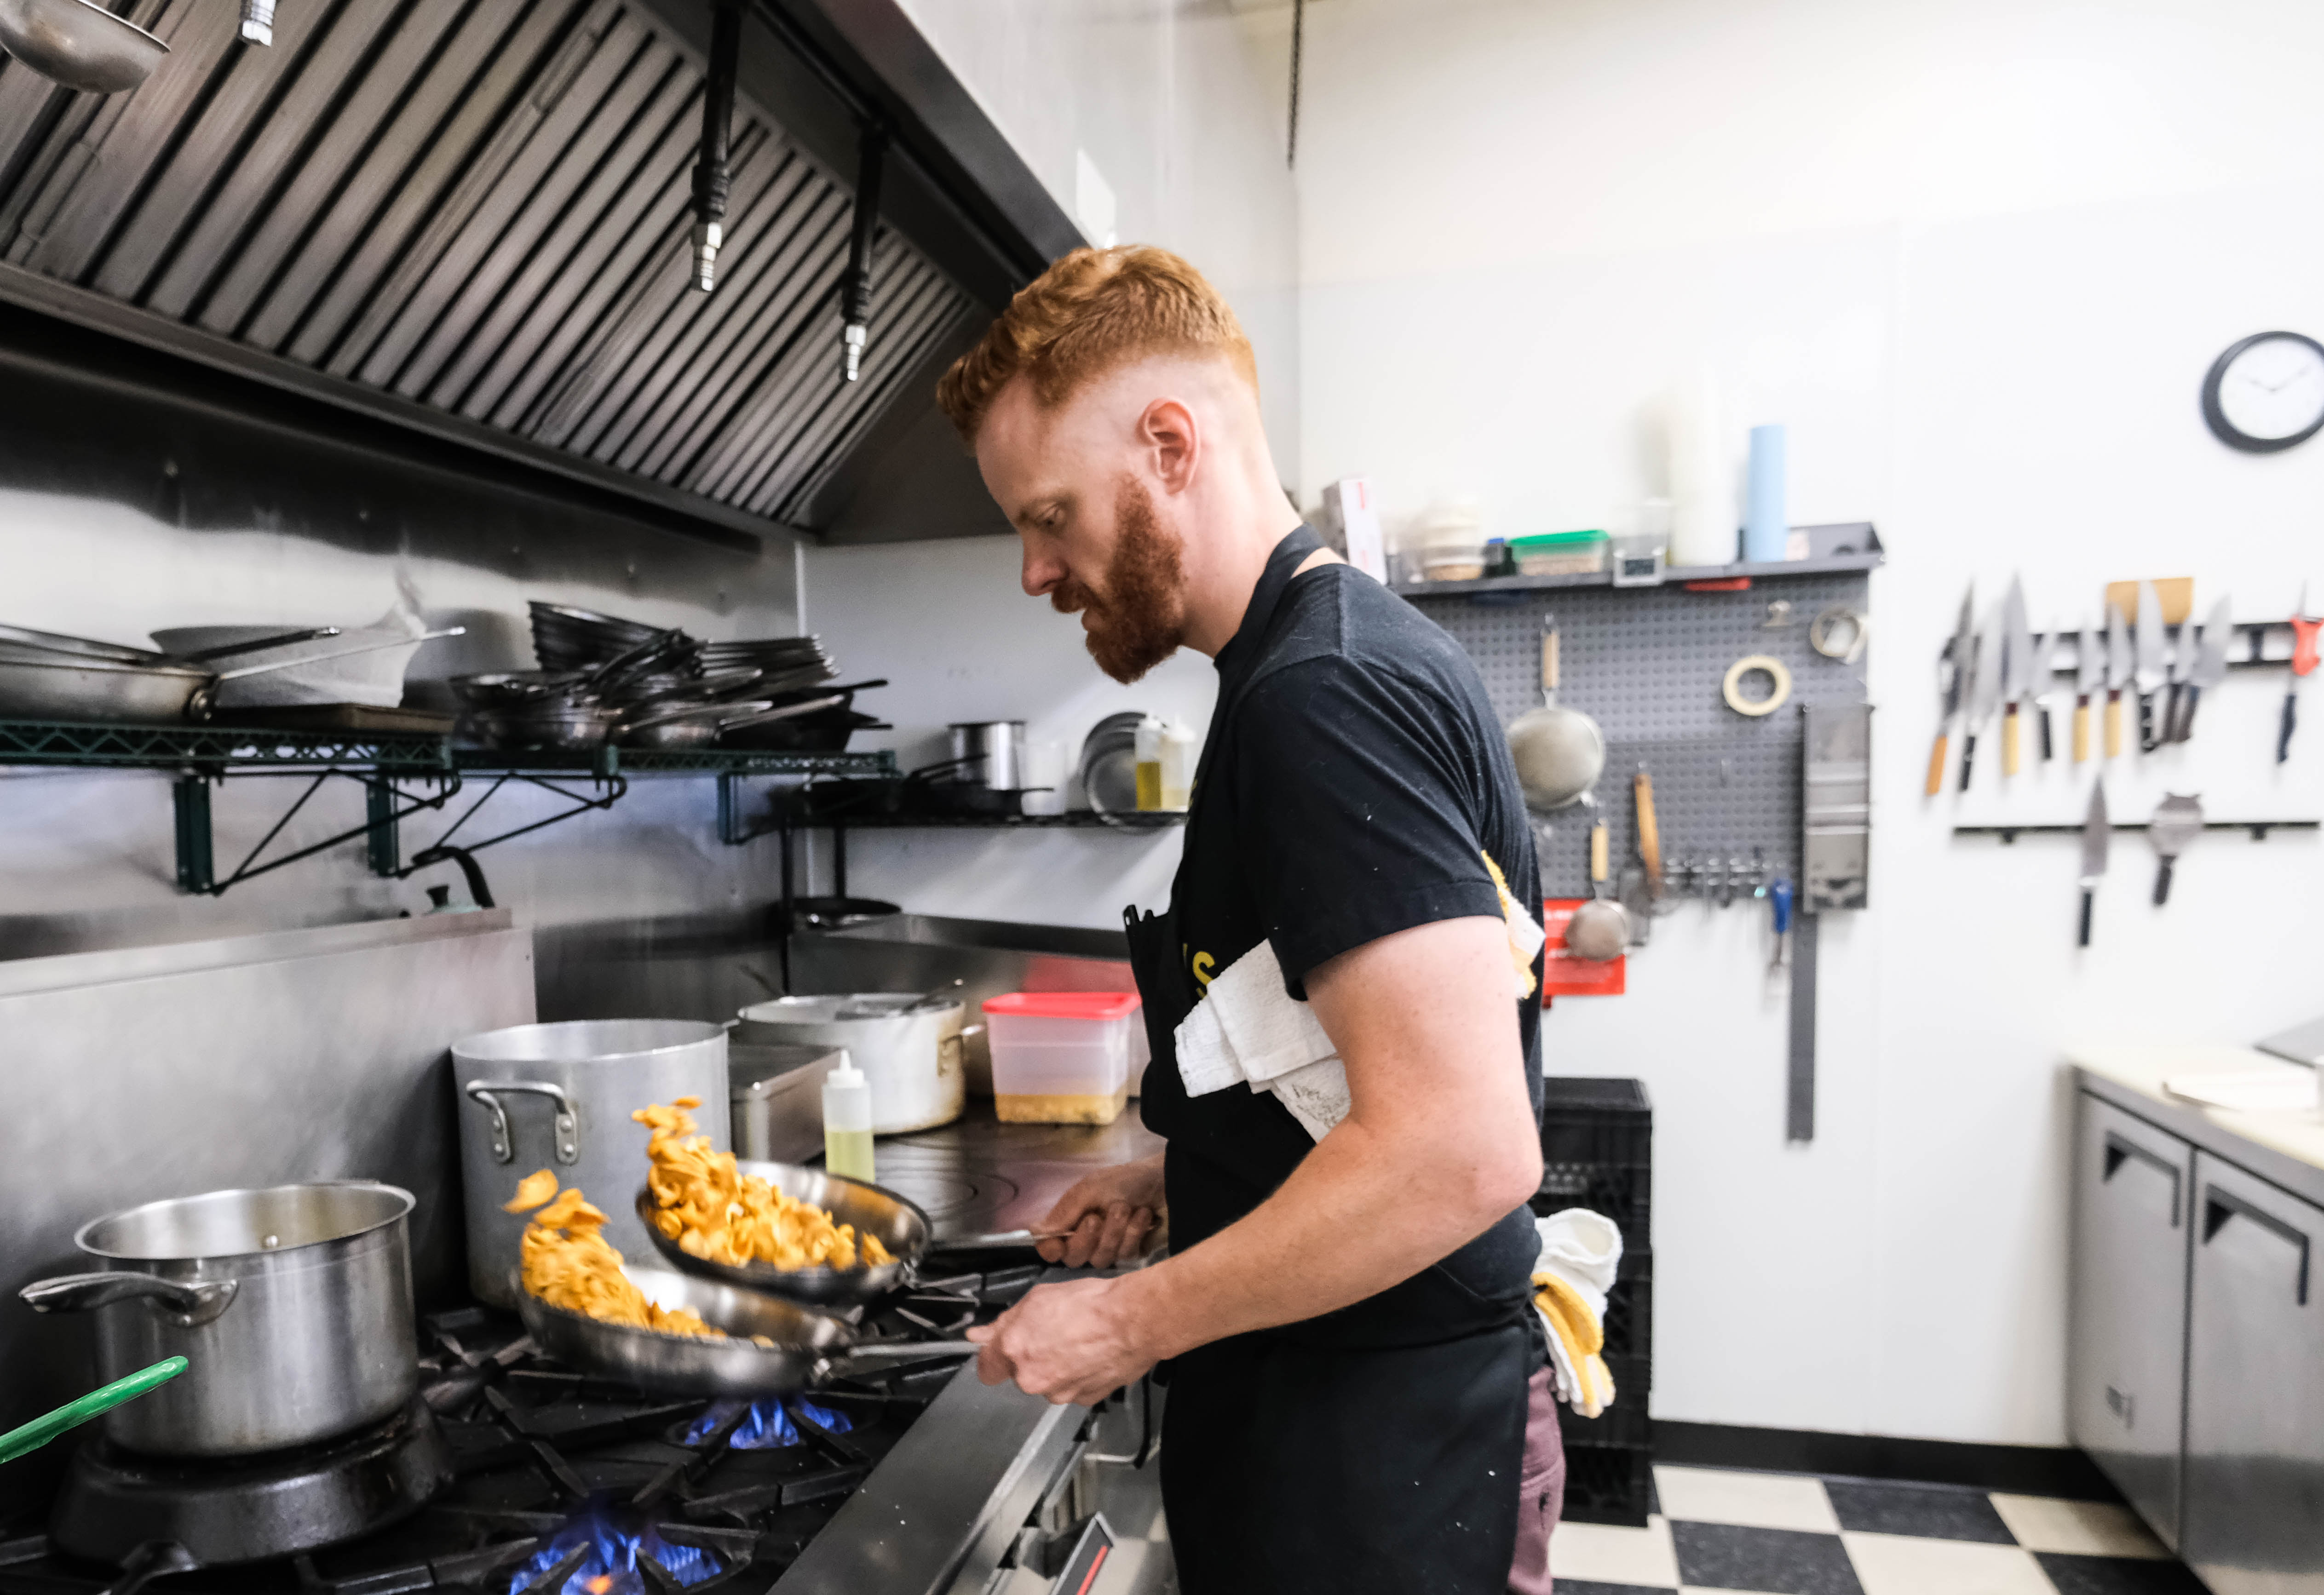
[1049,477,1188,683]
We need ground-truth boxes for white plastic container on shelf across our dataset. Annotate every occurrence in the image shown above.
[982,992,1145,1125]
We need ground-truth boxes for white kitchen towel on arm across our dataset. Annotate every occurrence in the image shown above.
[1172,940,1351,1143]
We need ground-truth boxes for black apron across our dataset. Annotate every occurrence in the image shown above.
[1122,530,1529,1595]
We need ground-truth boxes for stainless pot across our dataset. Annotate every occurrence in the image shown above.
[19,1183,418,1458]
[947,720,1027,789]
[451,1020,730,1307]
[735,994,965,1134]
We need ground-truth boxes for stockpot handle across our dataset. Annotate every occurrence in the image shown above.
[465,1080,580,1165]
[21,1273,238,1327]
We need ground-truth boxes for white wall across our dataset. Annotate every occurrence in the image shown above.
[805,0,1301,928]
[1296,0,2324,1445]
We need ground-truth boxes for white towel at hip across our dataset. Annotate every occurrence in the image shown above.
[1173,940,1350,1142]
[1172,888,1549,1142]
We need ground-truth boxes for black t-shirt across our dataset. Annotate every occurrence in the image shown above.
[1140,526,1546,1350]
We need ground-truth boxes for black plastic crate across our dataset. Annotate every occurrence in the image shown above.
[1553,1355,1651,1448]
[1534,1076,1651,1252]
[1561,1440,1653,1528]
[1601,1252,1652,1363]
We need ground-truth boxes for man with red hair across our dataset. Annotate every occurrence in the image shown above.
[949,246,1561,1594]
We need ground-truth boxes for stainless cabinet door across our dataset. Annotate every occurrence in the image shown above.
[2183,1152,2324,1595]
[2068,1094,2192,1548]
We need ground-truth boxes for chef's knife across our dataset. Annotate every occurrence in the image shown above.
[2134,580,2167,752]
[2170,596,2232,743]
[2001,575,2032,776]
[2030,622,2058,760]
[2073,612,2104,762]
[2162,599,2195,743]
[1961,604,2003,791]
[1927,584,1974,796]
[2077,779,2109,948]
[2104,602,2133,758]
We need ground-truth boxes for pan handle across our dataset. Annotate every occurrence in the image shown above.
[821,1340,981,1375]
[21,1273,238,1327]
[465,1080,580,1165]
[184,628,467,721]
[932,1229,1076,1250]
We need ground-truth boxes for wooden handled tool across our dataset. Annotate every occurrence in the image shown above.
[2072,700,2090,763]
[1633,770,1662,898]
[1589,820,1609,885]
[2002,709,2021,776]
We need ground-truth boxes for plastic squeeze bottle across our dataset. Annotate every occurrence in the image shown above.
[1158,717,1198,810]
[1133,715,1165,811]
[822,1053,875,1181]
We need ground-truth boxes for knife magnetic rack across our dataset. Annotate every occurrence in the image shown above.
[1979,620,2310,677]
[1952,820,2318,843]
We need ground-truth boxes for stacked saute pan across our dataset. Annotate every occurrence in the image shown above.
[448,603,886,752]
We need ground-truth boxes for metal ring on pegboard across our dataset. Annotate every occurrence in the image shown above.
[1721,654,1793,717]
[1809,604,1870,663]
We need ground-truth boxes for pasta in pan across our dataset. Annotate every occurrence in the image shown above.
[510,1176,725,1339]
[636,1097,894,1272]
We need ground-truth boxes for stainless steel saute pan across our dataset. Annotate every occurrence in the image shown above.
[635,1160,1066,1310]
[512,1266,975,1398]
[0,628,461,723]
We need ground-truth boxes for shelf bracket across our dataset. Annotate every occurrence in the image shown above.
[174,769,461,897]
[390,772,630,878]
[367,775,401,876]
[173,775,213,895]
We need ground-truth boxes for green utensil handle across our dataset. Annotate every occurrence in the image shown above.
[0,1356,188,1464]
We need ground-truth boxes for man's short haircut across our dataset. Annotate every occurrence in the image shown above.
[935,245,1257,445]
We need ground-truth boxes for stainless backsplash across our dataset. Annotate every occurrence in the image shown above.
[0,913,534,1512]
[536,909,1131,1020]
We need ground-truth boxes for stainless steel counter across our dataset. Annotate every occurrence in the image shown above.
[874,1099,1168,1241]
[774,1098,1173,1595]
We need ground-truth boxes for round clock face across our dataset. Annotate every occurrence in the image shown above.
[2204,332,2324,452]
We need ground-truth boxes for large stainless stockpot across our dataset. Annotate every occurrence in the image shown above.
[451,1020,729,1307]
[734,994,964,1133]
[20,1183,419,1458]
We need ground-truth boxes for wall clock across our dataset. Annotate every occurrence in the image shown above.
[2202,331,2324,453]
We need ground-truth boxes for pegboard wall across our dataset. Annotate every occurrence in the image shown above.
[1409,574,1874,899]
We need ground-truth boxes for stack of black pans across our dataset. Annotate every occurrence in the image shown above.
[442,603,886,752]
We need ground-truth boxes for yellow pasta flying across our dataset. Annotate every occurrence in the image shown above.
[518,1179,723,1340]
[503,1168,560,1214]
[635,1098,894,1272]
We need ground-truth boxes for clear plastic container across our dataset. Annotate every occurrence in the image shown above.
[1421,551,1488,582]
[982,992,1144,1125]
[1510,529,1609,576]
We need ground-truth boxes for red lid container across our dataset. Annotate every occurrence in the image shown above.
[982,992,1142,1021]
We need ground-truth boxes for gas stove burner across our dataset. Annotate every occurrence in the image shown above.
[49,1395,451,1567]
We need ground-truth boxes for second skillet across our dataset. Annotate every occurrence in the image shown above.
[636,1160,1066,1311]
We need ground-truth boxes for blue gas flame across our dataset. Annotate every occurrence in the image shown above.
[680,1395,853,1451]
[506,1502,718,1595]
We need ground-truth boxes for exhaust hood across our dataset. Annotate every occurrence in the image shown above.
[0,0,1068,549]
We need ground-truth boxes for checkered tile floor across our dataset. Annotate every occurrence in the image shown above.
[1555,1465,2206,1595]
